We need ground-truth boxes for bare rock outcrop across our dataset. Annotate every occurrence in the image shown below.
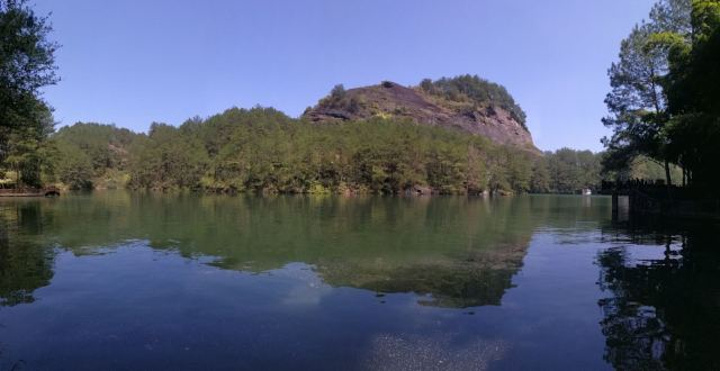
[303,81,537,150]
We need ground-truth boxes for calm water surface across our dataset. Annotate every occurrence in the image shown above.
[0,192,718,370]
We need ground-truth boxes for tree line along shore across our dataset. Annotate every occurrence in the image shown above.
[26,112,676,195]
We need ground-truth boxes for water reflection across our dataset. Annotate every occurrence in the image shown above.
[0,193,540,309]
[596,222,720,370]
[318,243,527,308]
[0,202,54,306]
[3,192,718,369]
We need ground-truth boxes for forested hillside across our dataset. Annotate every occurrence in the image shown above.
[54,108,536,194]
[51,123,141,189]
[47,109,625,195]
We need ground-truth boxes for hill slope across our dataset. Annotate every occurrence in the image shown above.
[303,76,536,149]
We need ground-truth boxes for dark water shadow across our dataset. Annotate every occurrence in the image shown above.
[596,219,720,370]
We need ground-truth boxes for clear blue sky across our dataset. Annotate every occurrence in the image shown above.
[35,0,654,152]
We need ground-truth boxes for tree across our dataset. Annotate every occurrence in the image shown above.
[50,123,142,189]
[330,84,346,101]
[419,78,434,93]
[129,123,209,190]
[602,0,691,185]
[2,100,54,187]
[603,25,670,184]
[530,158,550,193]
[0,0,58,185]
[466,144,487,194]
[663,0,720,186]
[55,142,93,189]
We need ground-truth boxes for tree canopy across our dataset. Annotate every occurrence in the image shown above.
[122,108,536,195]
[46,109,621,195]
[663,0,720,185]
[603,0,720,188]
[0,0,58,187]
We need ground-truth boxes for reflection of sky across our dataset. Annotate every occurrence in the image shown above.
[0,231,621,370]
[364,333,509,371]
[273,263,333,307]
[0,244,524,369]
[621,244,683,266]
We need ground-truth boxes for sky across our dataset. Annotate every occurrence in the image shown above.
[34,0,655,152]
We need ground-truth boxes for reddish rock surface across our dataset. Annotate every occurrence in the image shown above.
[303,82,537,150]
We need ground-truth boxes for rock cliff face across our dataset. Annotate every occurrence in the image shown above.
[303,81,536,150]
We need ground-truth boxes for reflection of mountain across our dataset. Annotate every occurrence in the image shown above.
[596,225,720,370]
[0,192,541,309]
[318,242,528,308]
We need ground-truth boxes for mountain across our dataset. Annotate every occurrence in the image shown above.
[303,75,536,150]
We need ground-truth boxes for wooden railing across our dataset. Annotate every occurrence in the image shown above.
[627,188,720,221]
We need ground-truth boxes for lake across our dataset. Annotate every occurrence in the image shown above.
[0,192,718,370]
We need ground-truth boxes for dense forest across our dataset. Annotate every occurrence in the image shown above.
[46,112,611,195]
[48,115,680,194]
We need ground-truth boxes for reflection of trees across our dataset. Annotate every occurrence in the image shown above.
[596,228,720,370]
[0,202,55,307]
[203,195,536,309]
[4,193,540,309]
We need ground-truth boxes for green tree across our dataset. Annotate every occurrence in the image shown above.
[603,25,671,183]
[664,0,720,186]
[50,123,141,189]
[0,0,58,184]
[538,148,605,193]
[330,84,346,100]
[2,102,54,187]
[602,0,691,185]
[129,123,208,190]
[43,106,536,196]
[55,142,93,189]
[530,158,550,193]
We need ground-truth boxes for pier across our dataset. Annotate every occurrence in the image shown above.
[601,181,720,221]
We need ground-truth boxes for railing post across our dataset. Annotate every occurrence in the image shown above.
[612,192,619,221]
